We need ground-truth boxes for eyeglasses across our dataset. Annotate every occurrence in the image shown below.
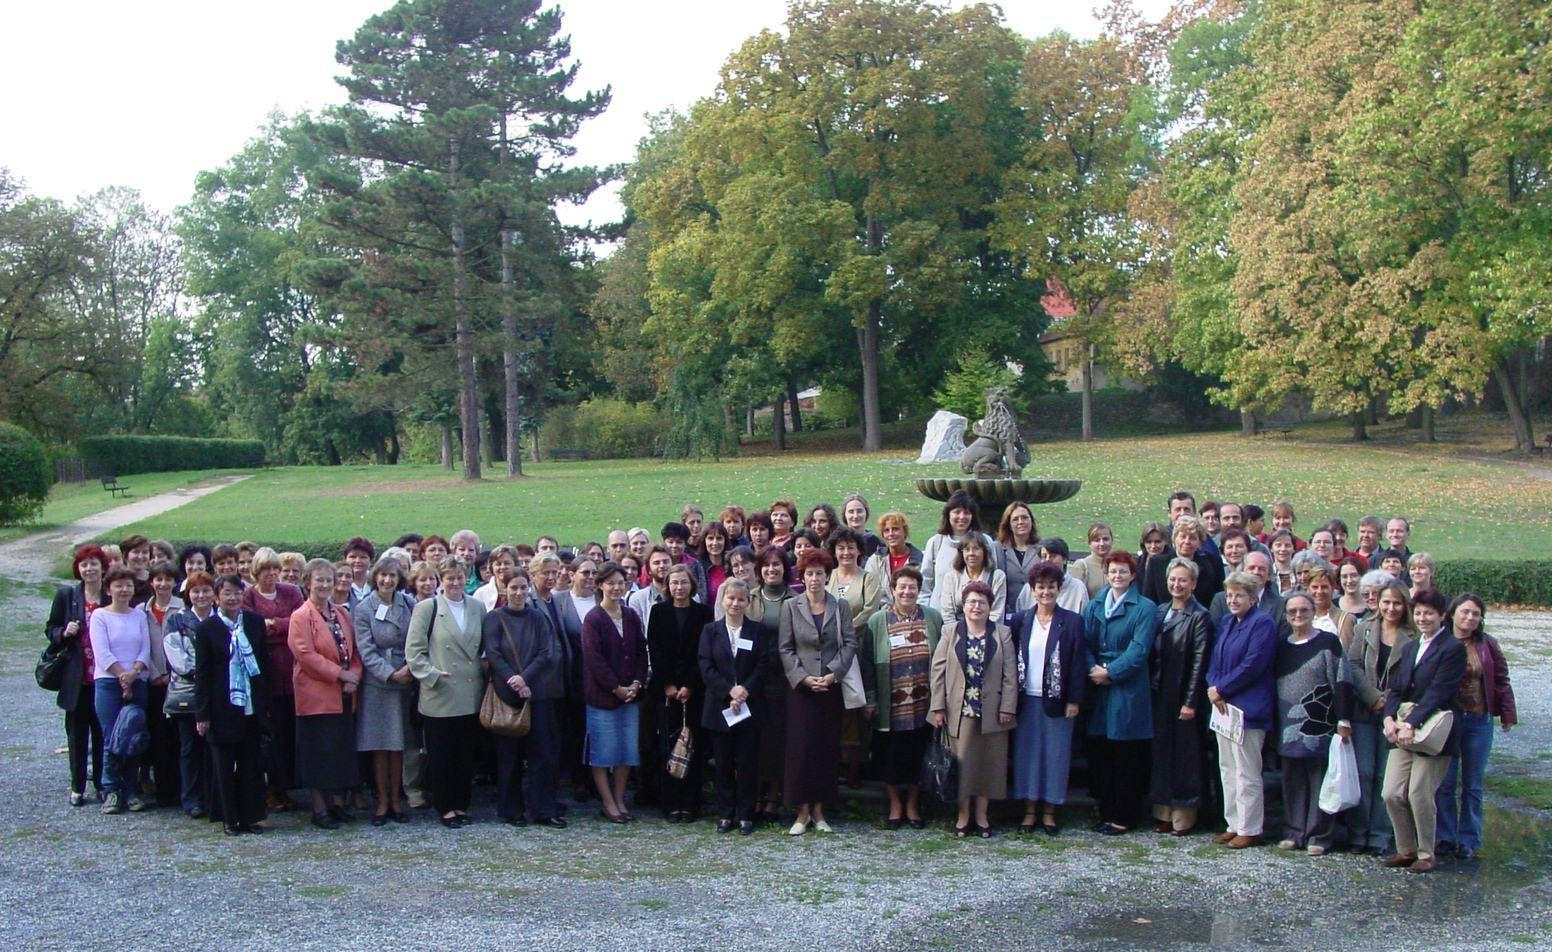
[1285,606,1313,615]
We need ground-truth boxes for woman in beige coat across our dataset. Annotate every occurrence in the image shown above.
[930,581,1017,838]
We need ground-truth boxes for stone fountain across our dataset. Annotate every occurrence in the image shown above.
[915,387,1082,526]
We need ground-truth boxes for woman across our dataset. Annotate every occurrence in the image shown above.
[1307,527,1337,565]
[193,574,270,835]
[777,550,856,835]
[278,552,307,587]
[1304,566,1348,636]
[769,499,799,553]
[1346,581,1414,855]
[805,503,838,544]
[747,546,794,822]
[861,567,942,829]
[164,572,215,818]
[1334,557,1365,617]
[580,561,649,823]
[90,566,151,814]
[484,570,564,828]
[1081,552,1157,834]
[647,564,712,822]
[1339,569,1394,653]
[1269,530,1298,596]
[996,503,1041,594]
[242,549,306,813]
[719,506,748,547]
[472,545,518,610]
[1006,562,1085,835]
[405,556,488,828]
[1135,522,1171,594]
[841,493,881,561]
[1220,529,1250,576]
[289,559,363,830]
[1032,538,1094,614]
[1408,553,1439,602]
[1068,523,1113,599]
[863,511,923,595]
[700,522,731,603]
[939,534,1007,625]
[1435,594,1516,861]
[929,582,1017,837]
[409,561,439,602]
[1206,571,1277,849]
[142,561,184,806]
[1275,591,1352,855]
[789,529,823,582]
[1381,589,1466,873]
[746,511,774,553]
[352,556,417,825]
[46,545,107,806]
[698,579,770,834]
[1149,557,1213,836]
[175,544,212,600]
[618,554,643,595]
[823,528,878,784]
[921,490,997,612]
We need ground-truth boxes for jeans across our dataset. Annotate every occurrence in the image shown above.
[1436,712,1494,851]
[94,677,148,797]
[1345,719,1394,851]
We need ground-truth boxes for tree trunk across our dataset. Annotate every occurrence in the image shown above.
[387,420,400,465]
[745,405,755,438]
[450,139,480,481]
[1420,405,1435,443]
[1493,356,1534,453]
[772,393,787,452]
[530,427,541,463]
[1350,410,1368,441]
[787,379,803,432]
[858,212,884,452]
[324,437,342,466]
[1240,408,1257,437]
[1080,345,1094,442]
[441,423,454,470]
[497,116,524,478]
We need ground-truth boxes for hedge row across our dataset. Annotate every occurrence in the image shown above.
[1435,560,1551,607]
[79,436,265,475]
[0,422,50,525]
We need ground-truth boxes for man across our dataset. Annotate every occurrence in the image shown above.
[536,536,560,556]
[628,546,674,621]
[1200,501,1221,537]
[343,537,376,611]
[660,522,710,604]
[1209,551,1288,637]
[1219,503,1270,559]
[549,558,597,802]
[450,529,482,593]
[1385,517,1414,586]
[1355,516,1384,564]
[1242,504,1266,540]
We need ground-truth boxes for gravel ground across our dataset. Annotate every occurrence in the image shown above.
[4,571,1549,951]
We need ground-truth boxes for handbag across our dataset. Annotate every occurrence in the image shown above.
[35,642,68,691]
[1395,701,1453,757]
[666,700,694,779]
[1318,735,1361,813]
[478,616,531,737]
[920,725,959,804]
[840,657,867,710]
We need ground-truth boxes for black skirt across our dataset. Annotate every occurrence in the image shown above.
[783,686,843,806]
[294,712,359,790]
[874,725,931,787]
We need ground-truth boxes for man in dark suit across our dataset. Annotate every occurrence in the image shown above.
[698,579,769,834]
[549,560,595,802]
[1209,552,1288,637]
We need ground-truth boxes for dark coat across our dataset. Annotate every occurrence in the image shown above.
[191,612,271,745]
[581,604,649,710]
[1142,549,1224,609]
[1206,607,1278,732]
[1151,598,1213,715]
[697,618,771,732]
[647,600,713,696]
[1385,634,1468,758]
[45,584,90,711]
[1004,606,1087,718]
[483,605,560,704]
[548,590,588,697]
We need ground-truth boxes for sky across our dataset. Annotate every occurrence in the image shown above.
[2,0,1171,228]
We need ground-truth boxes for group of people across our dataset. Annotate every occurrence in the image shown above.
[41,491,1515,871]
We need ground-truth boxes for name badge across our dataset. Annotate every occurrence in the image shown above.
[890,634,910,649]
[375,604,390,621]
[735,638,754,653]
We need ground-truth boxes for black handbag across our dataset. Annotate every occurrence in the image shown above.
[920,725,958,804]
[35,642,68,691]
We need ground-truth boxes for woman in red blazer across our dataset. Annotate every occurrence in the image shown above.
[288,558,364,830]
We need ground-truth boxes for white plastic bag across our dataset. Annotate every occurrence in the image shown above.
[1319,735,1361,814]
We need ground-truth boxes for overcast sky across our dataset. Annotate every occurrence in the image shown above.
[3,0,1169,227]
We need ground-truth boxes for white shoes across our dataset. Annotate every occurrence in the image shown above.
[813,819,834,833]
[788,820,809,836]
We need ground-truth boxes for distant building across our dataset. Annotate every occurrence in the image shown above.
[1038,327,1143,393]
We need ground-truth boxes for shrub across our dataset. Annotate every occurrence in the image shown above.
[1436,560,1550,607]
[539,399,667,460]
[0,422,51,525]
[78,435,266,476]
[932,347,1018,421]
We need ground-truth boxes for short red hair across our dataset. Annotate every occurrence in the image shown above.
[72,545,107,580]
[796,549,836,575]
[1103,550,1138,574]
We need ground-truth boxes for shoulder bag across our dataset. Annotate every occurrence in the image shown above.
[666,699,694,779]
[479,614,531,737]
[1395,701,1453,757]
[35,641,68,691]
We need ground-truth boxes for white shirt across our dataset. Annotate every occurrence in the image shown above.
[569,593,597,625]
[1024,614,1052,697]
[472,581,499,610]
[727,622,743,654]
[1414,630,1442,667]
[445,597,467,630]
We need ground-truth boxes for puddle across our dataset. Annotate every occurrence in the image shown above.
[1077,909,1296,946]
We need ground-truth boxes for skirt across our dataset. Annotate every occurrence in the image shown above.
[356,682,414,752]
[951,715,1008,800]
[294,712,359,790]
[758,672,788,791]
[585,703,640,768]
[783,686,843,806]
[1010,700,1075,803]
[875,725,931,787]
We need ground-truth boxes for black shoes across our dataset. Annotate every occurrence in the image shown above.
[717,819,737,833]
[534,816,567,829]
[312,812,341,830]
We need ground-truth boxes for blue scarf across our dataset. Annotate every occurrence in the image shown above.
[222,610,261,714]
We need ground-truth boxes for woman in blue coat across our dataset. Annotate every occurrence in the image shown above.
[1082,551,1157,834]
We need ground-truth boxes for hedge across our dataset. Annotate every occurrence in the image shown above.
[1435,560,1551,607]
[0,422,51,525]
[539,399,666,460]
[78,435,266,475]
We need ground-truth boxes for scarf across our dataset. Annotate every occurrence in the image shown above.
[222,610,261,714]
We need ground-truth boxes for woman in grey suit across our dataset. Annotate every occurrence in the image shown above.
[405,556,488,828]
[352,556,417,825]
[777,549,856,835]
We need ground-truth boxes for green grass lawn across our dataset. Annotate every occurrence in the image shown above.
[104,431,1552,560]
[0,469,251,545]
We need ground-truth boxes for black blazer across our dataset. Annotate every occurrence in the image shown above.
[647,600,712,697]
[1005,606,1086,718]
[547,590,588,696]
[697,618,770,732]
[191,612,271,744]
[1150,599,1213,714]
[1142,549,1224,608]
[1384,633,1467,758]
[45,584,89,711]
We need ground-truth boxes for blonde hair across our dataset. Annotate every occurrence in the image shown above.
[250,546,282,578]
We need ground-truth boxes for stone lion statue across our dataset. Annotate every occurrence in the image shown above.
[959,386,1029,479]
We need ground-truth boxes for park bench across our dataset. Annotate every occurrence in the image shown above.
[100,474,130,498]
[548,447,590,461]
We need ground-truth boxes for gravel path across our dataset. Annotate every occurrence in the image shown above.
[3,585,1548,950]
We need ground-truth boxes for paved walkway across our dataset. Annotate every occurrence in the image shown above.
[0,474,250,581]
